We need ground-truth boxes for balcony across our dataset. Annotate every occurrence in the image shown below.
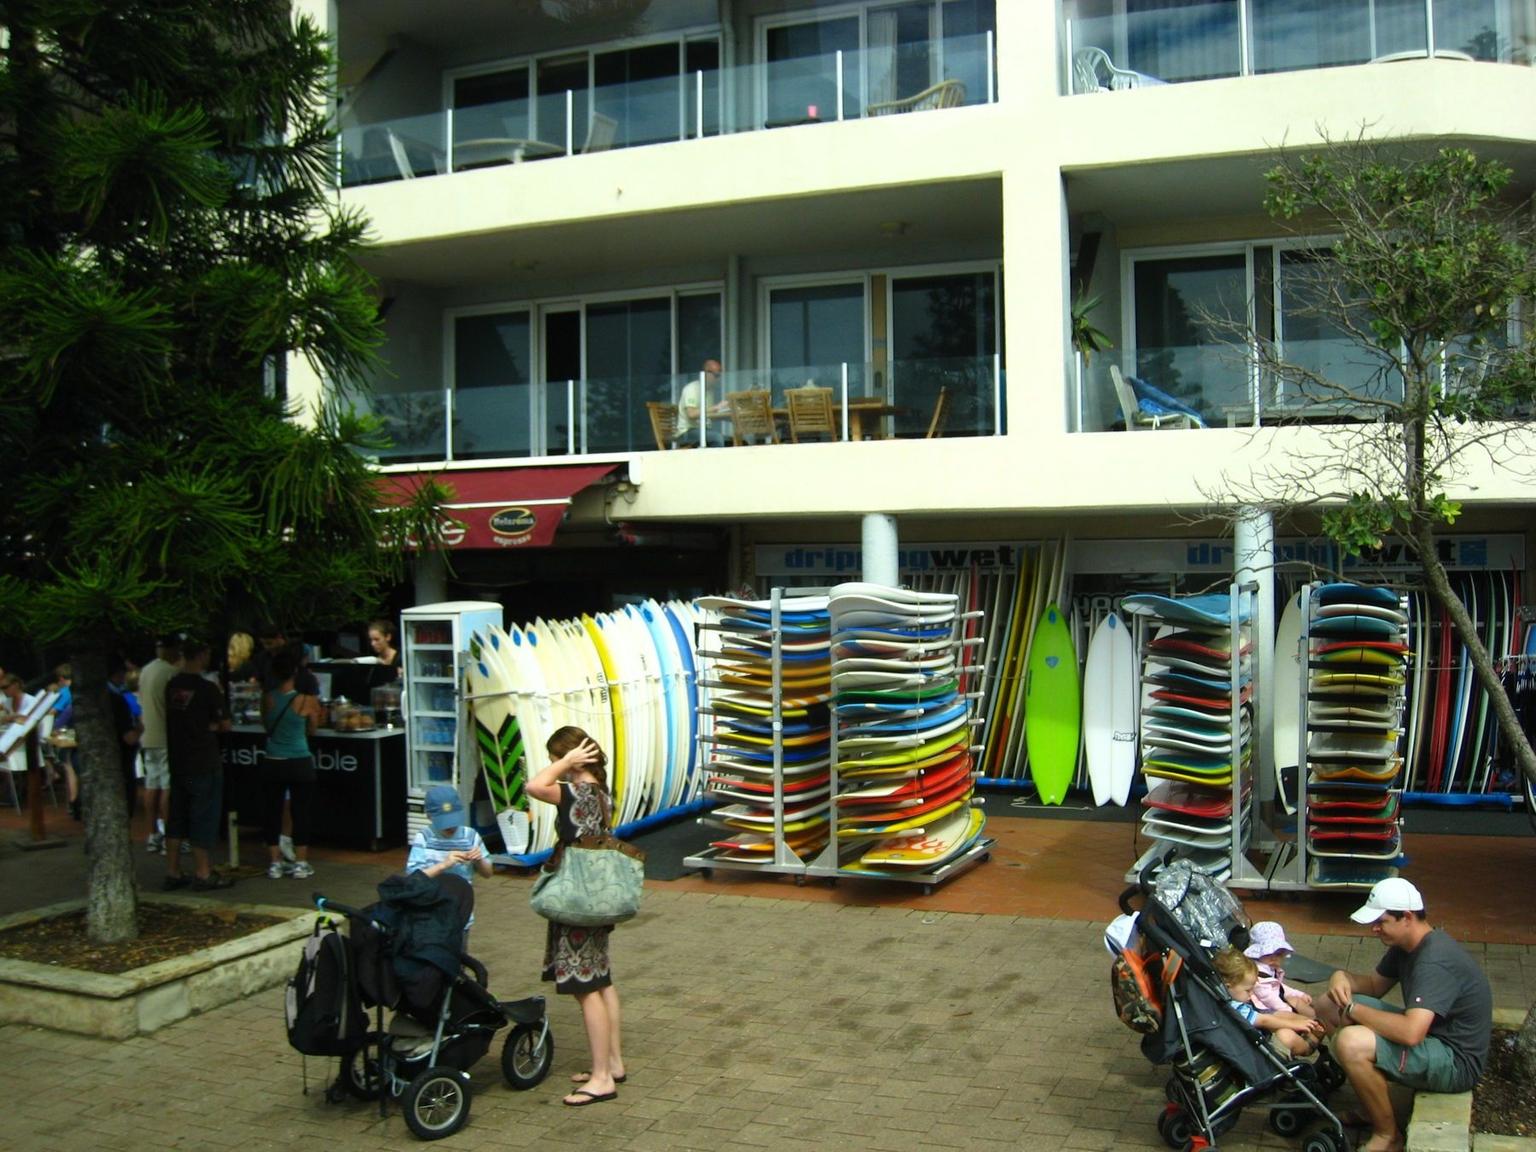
[336,22,995,189]
[360,357,1003,464]
[1063,0,1535,94]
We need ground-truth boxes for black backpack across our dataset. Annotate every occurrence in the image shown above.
[285,919,368,1056]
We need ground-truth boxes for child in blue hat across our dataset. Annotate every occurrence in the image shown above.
[408,784,493,927]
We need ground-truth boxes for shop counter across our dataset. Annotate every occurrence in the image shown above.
[221,725,407,851]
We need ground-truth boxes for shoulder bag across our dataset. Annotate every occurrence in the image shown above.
[530,833,646,927]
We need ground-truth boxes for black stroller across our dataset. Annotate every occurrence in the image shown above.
[1113,853,1352,1152]
[307,872,553,1140]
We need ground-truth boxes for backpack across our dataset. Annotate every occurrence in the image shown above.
[285,919,368,1056]
[1110,942,1165,1035]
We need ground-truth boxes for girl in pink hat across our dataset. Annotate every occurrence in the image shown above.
[1244,920,1317,1019]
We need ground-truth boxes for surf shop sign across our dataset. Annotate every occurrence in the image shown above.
[758,541,1030,577]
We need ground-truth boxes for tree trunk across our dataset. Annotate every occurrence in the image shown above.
[1413,527,1536,789]
[70,643,139,943]
[1517,1004,1536,1084]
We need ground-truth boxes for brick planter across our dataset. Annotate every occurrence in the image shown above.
[0,894,313,1039]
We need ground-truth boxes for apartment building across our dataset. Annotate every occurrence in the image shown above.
[301,0,1536,608]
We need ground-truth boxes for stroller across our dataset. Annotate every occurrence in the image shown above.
[1112,852,1352,1152]
[301,872,554,1140]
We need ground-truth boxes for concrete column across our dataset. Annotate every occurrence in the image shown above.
[862,513,899,587]
[413,550,448,606]
[1234,507,1275,790]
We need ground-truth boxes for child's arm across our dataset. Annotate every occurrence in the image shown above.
[468,833,494,877]
[1255,1009,1325,1037]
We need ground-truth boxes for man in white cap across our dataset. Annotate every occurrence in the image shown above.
[1323,877,1491,1152]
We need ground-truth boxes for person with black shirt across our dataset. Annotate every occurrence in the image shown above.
[163,640,234,891]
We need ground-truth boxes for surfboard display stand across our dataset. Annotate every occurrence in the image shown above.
[683,584,993,893]
[1123,583,1299,890]
[459,600,716,866]
[1298,582,1410,890]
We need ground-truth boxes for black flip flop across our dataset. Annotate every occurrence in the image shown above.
[572,1072,627,1084]
[564,1089,618,1107]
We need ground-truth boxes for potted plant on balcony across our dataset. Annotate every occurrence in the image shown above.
[1071,291,1114,429]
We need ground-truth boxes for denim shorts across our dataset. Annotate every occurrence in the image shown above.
[165,770,222,849]
[1354,995,1468,1093]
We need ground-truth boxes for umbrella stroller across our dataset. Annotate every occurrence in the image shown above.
[302,872,553,1140]
[1112,853,1352,1152]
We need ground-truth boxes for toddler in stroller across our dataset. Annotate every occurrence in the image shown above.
[1111,855,1352,1152]
[302,871,554,1140]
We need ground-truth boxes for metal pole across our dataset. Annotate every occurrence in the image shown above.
[566,89,574,155]
[839,362,850,441]
[862,514,899,587]
[836,49,844,120]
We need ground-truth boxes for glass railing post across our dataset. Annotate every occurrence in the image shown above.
[445,106,454,173]
[568,380,577,456]
[443,387,454,460]
[566,90,574,156]
[993,353,1003,436]
[697,371,708,448]
[696,70,704,138]
[836,50,845,121]
[987,29,996,103]
[334,131,342,190]
[839,362,850,441]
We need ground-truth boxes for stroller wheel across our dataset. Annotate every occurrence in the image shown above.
[1158,1108,1193,1149]
[502,1022,554,1090]
[339,1049,385,1101]
[1269,1107,1306,1137]
[1301,1128,1350,1152]
[402,1066,471,1141]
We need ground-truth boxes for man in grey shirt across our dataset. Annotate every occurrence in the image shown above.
[137,637,182,853]
[1323,877,1492,1152]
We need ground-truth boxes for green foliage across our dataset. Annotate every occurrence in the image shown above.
[0,1,434,656]
[1071,292,1114,363]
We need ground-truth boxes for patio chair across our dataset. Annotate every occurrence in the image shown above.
[1073,46,1150,94]
[582,113,618,154]
[1110,365,1201,430]
[925,386,952,438]
[645,401,684,450]
[868,78,967,116]
[727,390,780,446]
[786,386,837,442]
[387,130,447,179]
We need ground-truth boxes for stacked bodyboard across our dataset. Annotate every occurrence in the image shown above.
[1303,583,1409,887]
[696,595,834,867]
[1120,592,1253,881]
[829,583,988,880]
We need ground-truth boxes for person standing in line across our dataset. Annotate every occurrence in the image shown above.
[137,637,181,852]
[107,657,142,817]
[1322,878,1492,1152]
[527,726,627,1107]
[260,647,322,880]
[162,640,233,891]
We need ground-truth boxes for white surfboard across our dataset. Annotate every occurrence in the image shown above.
[1273,590,1303,814]
[1082,611,1137,806]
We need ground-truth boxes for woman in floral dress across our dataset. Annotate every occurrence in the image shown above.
[527,725,627,1106]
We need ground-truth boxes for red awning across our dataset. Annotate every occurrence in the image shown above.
[377,463,617,550]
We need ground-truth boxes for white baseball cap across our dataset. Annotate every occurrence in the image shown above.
[1350,877,1424,924]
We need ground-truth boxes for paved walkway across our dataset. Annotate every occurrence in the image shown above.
[1,805,1531,1152]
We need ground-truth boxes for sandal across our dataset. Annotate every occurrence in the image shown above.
[572,1071,627,1084]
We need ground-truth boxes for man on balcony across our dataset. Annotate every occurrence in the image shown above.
[677,358,728,447]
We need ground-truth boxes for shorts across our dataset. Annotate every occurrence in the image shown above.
[165,770,222,849]
[1354,996,1471,1093]
[141,747,170,790]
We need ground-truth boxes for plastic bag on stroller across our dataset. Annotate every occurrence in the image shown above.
[1151,858,1250,951]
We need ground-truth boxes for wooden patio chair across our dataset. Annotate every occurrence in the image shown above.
[786,386,837,442]
[645,401,684,450]
[925,386,951,438]
[727,390,780,446]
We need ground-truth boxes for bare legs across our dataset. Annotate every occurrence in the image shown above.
[1334,1024,1402,1151]
[565,984,624,1103]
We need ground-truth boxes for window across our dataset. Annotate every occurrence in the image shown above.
[764,15,861,124]
[454,311,533,458]
[768,282,868,396]
[1131,252,1246,421]
[890,270,997,435]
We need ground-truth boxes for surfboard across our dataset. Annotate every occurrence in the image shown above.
[1120,593,1251,628]
[1083,611,1137,807]
[855,806,985,868]
[1023,603,1080,805]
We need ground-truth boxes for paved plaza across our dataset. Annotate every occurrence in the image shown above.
[1,808,1532,1152]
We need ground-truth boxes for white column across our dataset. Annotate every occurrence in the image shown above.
[413,551,448,606]
[1234,506,1275,789]
[862,513,899,587]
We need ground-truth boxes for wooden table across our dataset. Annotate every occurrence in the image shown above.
[708,396,907,443]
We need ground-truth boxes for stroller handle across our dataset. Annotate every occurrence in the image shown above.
[1118,846,1180,914]
[313,894,387,933]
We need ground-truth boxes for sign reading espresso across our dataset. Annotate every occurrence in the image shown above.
[488,506,538,547]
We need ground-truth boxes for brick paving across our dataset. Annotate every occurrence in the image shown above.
[1,805,1532,1152]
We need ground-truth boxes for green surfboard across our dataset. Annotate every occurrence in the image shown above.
[1024,603,1081,805]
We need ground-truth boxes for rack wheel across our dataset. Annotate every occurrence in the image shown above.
[501,1023,553,1090]
[402,1066,471,1141]
[701,868,713,879]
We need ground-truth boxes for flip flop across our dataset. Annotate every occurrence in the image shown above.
[571,1072,627,1084]
[563,1088,618,1107]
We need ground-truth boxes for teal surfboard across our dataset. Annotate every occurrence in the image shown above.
[1023,604,1081,805]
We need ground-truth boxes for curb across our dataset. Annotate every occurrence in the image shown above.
[1406,1008,1527,1152]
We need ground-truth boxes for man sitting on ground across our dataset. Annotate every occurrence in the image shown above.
[1322,877,1491,1152]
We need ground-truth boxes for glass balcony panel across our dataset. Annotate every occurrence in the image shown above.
[339,110,446,187]
[1123,0,1242,84]
[581,372,676,454]
[453,385,534,459]
[359,387,448,462]
[888,355,998,437]
[1436,0,1524,61]
[449,94,543,171]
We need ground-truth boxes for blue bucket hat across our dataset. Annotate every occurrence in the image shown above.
[424,784,466,833]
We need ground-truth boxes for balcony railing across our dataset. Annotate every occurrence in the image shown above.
[1065,0,1535,94]
[360,356,1004,462]
[337,32,996,189]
